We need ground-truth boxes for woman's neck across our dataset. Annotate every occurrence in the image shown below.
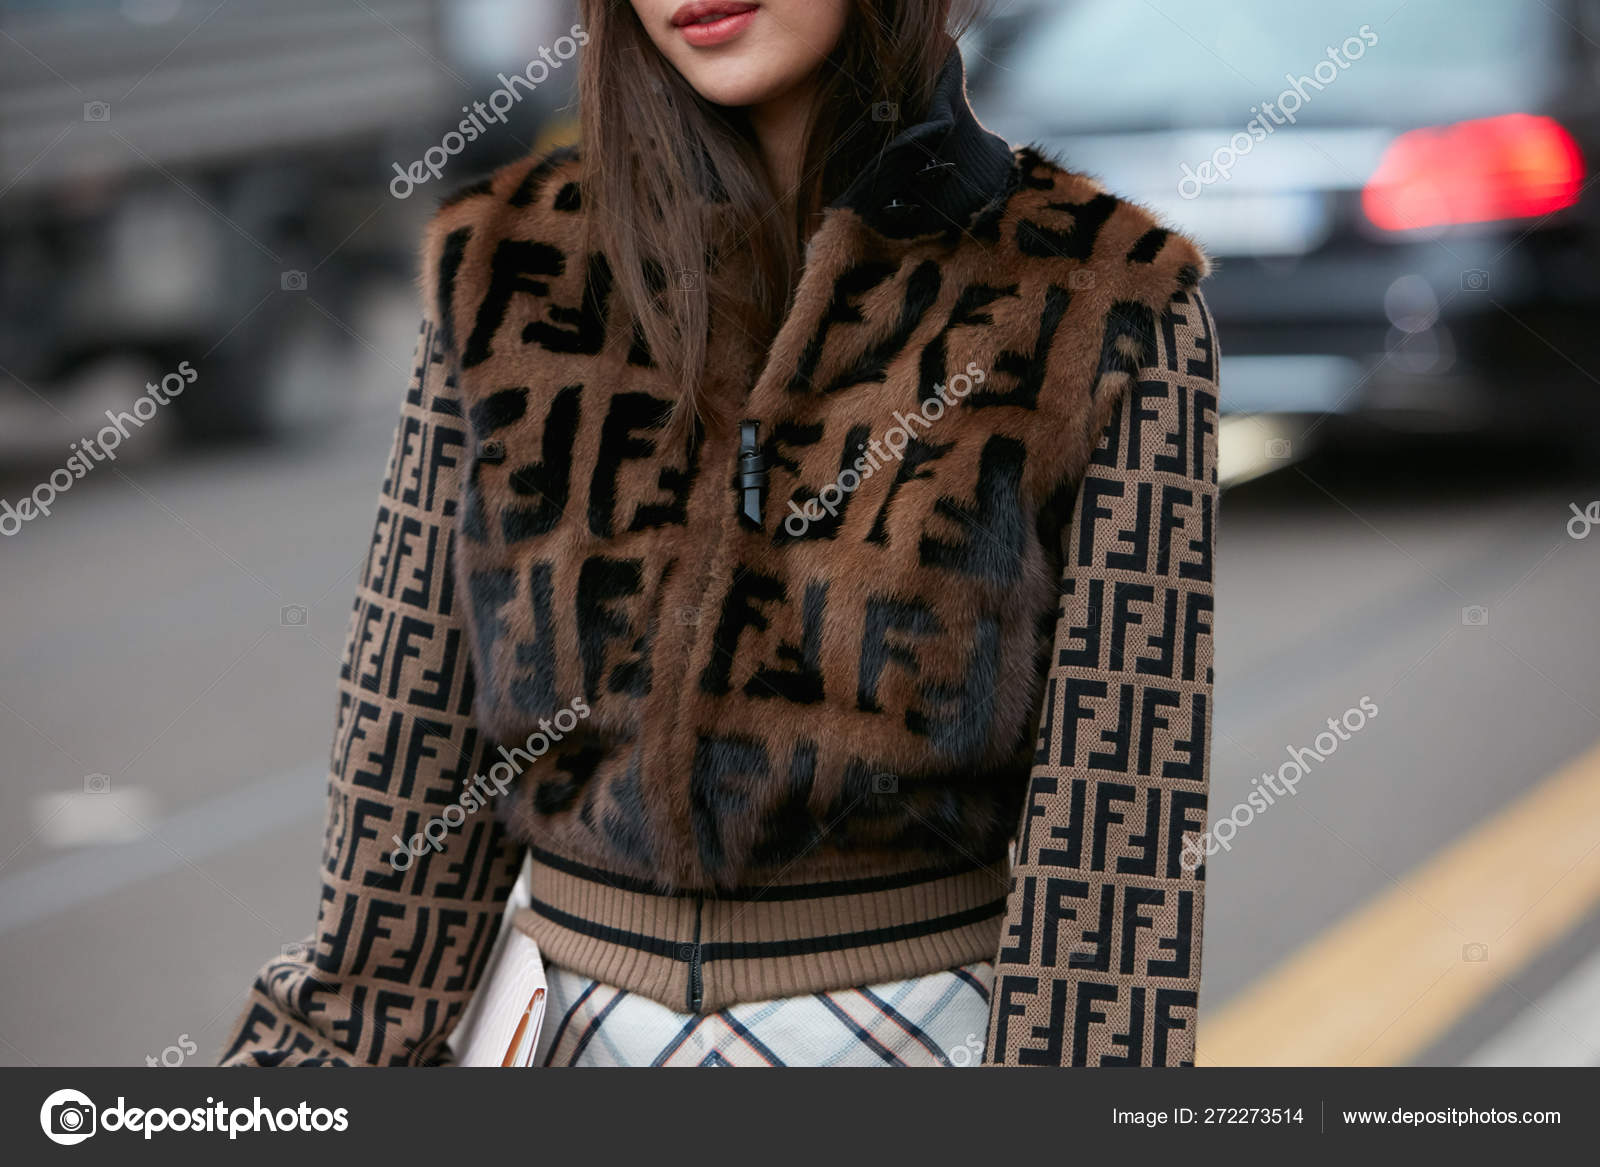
[746,77,819,197]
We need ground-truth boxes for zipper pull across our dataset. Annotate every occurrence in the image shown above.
[737,419,766,528]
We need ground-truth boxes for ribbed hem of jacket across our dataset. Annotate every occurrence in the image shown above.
[516,843,1010,1014]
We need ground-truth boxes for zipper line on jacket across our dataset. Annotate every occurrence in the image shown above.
[688,894,705,1012]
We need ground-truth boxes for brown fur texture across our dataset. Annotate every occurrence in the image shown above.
[422,144,1208,893]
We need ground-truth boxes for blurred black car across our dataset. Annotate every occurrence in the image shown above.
[974,0,1600,450]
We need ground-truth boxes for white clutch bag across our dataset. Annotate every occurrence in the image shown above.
[449,851,548,1067]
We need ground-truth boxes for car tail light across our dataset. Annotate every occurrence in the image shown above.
[1362,114,1585,232]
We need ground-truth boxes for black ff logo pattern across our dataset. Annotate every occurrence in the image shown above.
[986,290,1217,1066]
[220,321,524,1067]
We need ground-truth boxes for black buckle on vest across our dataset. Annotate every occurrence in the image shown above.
[737,419,766,527]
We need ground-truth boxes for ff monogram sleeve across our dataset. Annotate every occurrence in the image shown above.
[986,289,1219,1066]
[218,318,524,1067]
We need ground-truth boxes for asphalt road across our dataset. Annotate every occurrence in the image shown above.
[1,372,1597,1067]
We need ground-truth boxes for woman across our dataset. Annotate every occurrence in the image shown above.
[221,0,1218,1068]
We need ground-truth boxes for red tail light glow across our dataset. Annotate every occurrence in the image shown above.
[1363,113,1585,232]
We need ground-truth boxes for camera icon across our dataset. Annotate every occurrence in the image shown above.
[677,942,699,963]
[83,101,111,122]
[872,102,899,123]
[675,268,701,291]
[1461,269,1491,292]
[676,606,701,626]
[1265,438,1293,460]
[1067,269,1097,291]
[51,1100,95,1137]
[41,1089,97,1145]
[281,940,311,961]
[871,772,899,795]
[1461,604,1489,627]
[280,270,308,292]
[84,773,111,795]
[280,604,308,627]
[1462,942,1489,962]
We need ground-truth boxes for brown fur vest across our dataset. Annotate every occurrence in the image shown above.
[420,136,1206,893]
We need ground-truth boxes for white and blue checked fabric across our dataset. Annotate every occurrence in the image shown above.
[535,960,994,1067]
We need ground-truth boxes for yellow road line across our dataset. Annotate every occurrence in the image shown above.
[1199,738,1600,1066]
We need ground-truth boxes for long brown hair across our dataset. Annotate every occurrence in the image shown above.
[577,0,983,417]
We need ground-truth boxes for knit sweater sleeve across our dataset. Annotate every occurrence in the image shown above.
[217,316,523,1066]
[984,288,1219,1066]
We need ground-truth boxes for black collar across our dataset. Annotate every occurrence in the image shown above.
[832,47,1017,239]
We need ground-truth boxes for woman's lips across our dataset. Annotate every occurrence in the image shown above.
[671,1,759,48]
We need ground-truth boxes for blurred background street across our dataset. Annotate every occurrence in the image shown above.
[2,0,1598,1067]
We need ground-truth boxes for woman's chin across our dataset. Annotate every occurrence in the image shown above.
[682,69,800,110]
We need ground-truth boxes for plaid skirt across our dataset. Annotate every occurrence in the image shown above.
[534,960,994,1067]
